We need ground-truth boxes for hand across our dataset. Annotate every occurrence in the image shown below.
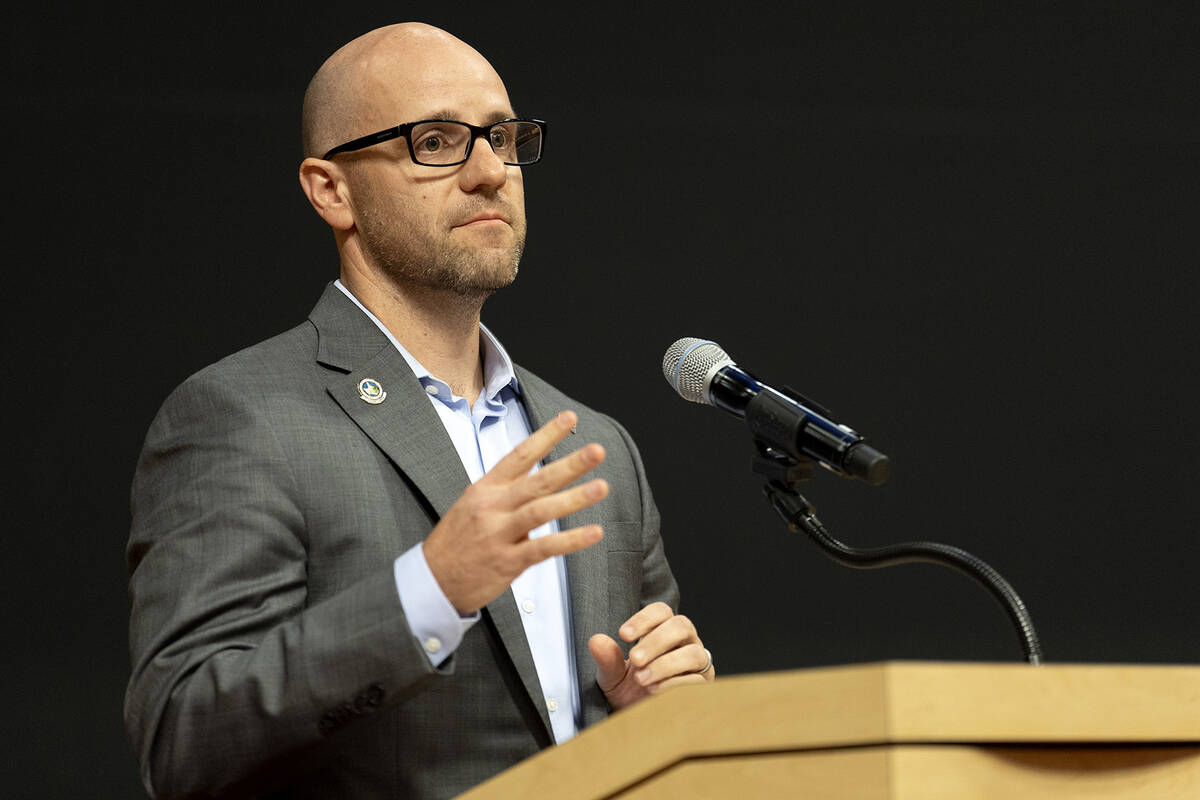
[423,411,608,614]
[588,602,714,711]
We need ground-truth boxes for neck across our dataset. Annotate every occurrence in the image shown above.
[340,261,488,406]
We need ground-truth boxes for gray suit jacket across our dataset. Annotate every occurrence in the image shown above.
[125,284,679,799]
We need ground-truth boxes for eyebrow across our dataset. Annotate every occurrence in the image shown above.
[424,108,519,124]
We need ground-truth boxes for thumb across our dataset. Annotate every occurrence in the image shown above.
[588,633,630,691]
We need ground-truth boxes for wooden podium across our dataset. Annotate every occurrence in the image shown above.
[459,661,1200,799]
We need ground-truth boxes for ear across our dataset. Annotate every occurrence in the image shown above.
[299,157,355,231]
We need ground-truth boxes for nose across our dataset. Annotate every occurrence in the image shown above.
[458,134,509,193]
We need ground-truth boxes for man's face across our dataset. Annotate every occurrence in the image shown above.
[344,50,527,299]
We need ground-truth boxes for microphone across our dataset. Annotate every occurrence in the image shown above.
[662,337,891,486]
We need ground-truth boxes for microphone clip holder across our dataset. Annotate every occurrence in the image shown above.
[752,442,817,487]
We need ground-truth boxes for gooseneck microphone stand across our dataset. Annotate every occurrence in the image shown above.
[753,443,1043,665]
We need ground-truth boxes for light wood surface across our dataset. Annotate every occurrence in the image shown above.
[457,661,1200,800]
[617,746,1200,800]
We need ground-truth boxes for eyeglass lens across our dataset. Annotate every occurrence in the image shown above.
[410,121,542,165]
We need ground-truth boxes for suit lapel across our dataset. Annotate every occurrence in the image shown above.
[311,286,557,743]
[516,367,609,728]
[314,285,470,520]
[325,349,470,519]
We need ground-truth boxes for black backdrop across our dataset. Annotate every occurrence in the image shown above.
[8,4,1199,796]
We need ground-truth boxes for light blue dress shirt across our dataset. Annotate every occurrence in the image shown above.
[334,281,581,744]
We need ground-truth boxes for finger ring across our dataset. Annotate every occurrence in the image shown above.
[696,647,713,675]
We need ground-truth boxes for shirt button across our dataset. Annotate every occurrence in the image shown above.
[423,637,442,654]
[425,385,439,396]
[546,697,559,712]
[521,599,535,614]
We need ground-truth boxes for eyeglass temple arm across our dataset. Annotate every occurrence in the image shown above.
[321,126,404,160]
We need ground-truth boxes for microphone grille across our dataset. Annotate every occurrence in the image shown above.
[662,337,734,404]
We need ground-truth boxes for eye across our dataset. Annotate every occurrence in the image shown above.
[489,128,511,149]
[410,123,470,163]
[417,134,444,153]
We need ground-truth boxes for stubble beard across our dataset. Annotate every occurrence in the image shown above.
[356,190,525,303]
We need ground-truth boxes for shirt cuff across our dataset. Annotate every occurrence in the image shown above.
[393,543,480,667]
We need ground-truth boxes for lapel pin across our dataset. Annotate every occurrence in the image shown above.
[571,424,577,434]
[357,378,387,405]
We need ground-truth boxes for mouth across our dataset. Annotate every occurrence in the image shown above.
[455,212,509,229]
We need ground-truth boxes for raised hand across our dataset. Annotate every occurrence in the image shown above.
[423,411,608,614]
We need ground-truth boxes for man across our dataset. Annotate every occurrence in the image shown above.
[125,22,712,799]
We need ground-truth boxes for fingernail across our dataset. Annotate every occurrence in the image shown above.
[620,625,634,639]
[635,669,651,684]
[630,648,643,663]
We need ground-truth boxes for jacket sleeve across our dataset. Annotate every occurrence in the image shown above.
[124,370,442,799]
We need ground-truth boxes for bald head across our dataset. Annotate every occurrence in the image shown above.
[301,23,508,159]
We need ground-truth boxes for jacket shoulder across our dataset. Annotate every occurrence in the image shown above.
[187,320,322,388]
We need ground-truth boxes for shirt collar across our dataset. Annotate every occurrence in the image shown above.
[478,323,519,401]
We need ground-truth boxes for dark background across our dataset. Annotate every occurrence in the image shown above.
[8,3,1199,796]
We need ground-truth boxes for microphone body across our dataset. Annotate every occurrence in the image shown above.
[664,338,891,486]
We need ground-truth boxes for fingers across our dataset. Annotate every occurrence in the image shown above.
[631,642,708,687]
[587,634,629,692]
[483,410,608,517]
[508,442,607,507]
[619,601,676,642]
[628,614,698,672]
[620,606,714,690]
[488,411,578,482]
[593,613,714,712]
[521,524,603,564]
[513,477,609,535]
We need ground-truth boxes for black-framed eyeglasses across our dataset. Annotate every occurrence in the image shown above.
[321,118,547,166]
